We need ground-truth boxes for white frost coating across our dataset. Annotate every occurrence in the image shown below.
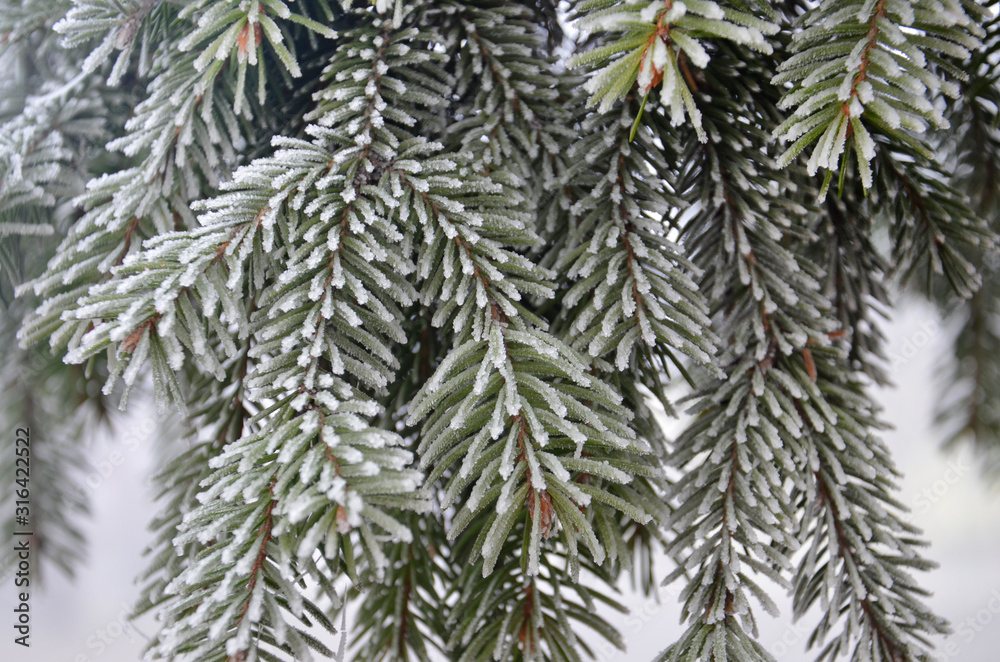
[498,425,519,480]
[494,471,520,518]
[526,492,543,577]
[852,119,876,161]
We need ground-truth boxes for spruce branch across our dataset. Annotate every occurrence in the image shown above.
[813,193,891,384]
[569,0,777,138]
[935,4,1000,477]
[433,1,570,184]
[875,141,990,299]
[651,41,949,661]
[789,346,949,662]
[773,0,982,193]
[4,1,998,661]
[556,99,718,380]
[352,510,453,661]
[403,158,649,576]
[445,517,628,662]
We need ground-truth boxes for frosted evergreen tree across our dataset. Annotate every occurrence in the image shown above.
[1,1,997,661]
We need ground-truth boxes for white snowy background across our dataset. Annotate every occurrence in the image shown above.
[2,297,1000,662]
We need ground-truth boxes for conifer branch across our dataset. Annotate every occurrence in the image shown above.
[3,2,996,661]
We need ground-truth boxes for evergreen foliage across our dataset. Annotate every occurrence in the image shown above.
[1,1,999,661]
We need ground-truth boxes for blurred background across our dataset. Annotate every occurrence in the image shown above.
[2,296,998,662]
